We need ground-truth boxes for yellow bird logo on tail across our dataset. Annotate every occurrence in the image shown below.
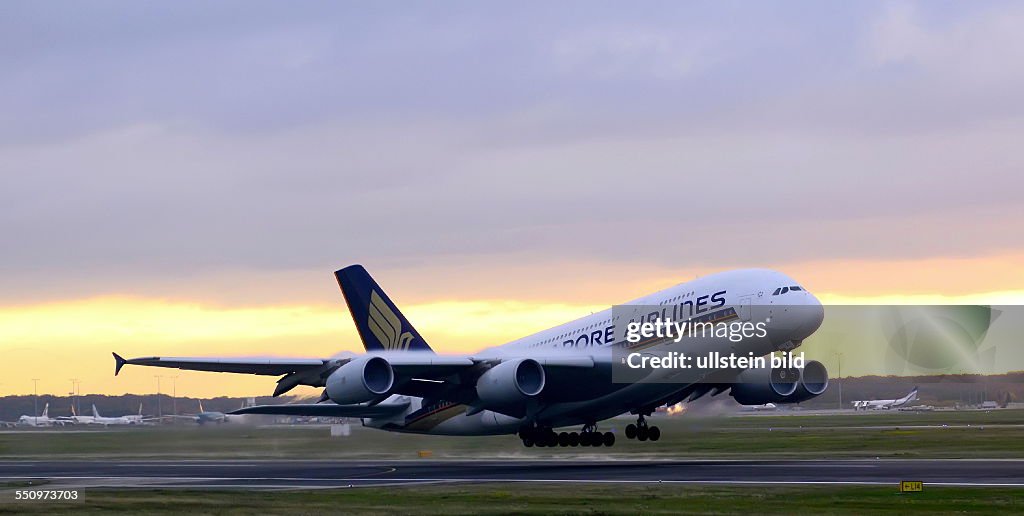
[368,290,415,350]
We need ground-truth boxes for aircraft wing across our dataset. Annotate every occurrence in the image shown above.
[113,351,602,401]
[231,401,410,418]
[114,351,596,374]
[113,353,330,376]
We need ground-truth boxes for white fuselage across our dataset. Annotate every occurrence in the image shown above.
[92,415,145,425]
[363,268,824,435]
[17,415,57,427]
[90,405,148,425]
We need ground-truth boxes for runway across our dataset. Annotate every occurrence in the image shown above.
[2,459,1023,489]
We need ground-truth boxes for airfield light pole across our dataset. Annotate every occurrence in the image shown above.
[69,378,80,415]
[31,379,39,424]
[833,352,843,410]
[170,376,178,416]
[155,375,163,419]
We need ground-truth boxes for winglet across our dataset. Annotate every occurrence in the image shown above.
[113,352,126,376]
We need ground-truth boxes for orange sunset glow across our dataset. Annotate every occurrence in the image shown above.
[4,252,1024,398]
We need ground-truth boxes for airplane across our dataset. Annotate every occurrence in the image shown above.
[740,403,778,411]
[89,403,154,425]
[852,387,919,410]
[58,404,95,425]
[114,265,827,447]
[16,403,69,427]
[168,400,248,425]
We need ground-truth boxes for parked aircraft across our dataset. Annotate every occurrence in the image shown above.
[740,403,778,411]
[59,404,95,425]
[16,403,68,427]
[168,400,248,425]
[853,387,919,410]
[89,403,154,425]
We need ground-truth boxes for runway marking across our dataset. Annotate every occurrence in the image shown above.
[4,477,1024,488]
[5,458,1024,464]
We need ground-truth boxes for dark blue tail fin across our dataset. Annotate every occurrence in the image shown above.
[335,265,434,352]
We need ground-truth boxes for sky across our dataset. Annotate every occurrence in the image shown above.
[2,1,1023,400]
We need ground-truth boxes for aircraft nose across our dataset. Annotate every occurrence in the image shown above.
[797,293,824,339]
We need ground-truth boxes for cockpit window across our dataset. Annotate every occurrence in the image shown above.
[791,286,802,291]
[772,288,781,296]
[780,287,789,294]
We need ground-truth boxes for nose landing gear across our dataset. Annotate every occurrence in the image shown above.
[624,414,660,442]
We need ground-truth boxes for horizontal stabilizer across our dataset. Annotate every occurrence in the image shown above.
[231,401,409,418]
[113,353,126,376]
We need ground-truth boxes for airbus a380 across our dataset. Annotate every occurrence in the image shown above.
[114,265,827,447]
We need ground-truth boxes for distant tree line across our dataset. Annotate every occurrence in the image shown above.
[795,371,1024,409]
[0,394,299,422]
[3,371,1022,421]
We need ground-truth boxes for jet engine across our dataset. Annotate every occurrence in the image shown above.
[476,358,546,406]
[730,365,800,405]
[325,356,394,405]
[783,360,829,404]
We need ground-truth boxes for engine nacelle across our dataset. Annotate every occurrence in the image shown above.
[325,356,394,405]
[476,358,546,407]
[783,360,829,404]
[730,365,800,405]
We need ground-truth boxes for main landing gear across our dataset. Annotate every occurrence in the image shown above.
[520,423,615,447]
[624,414,660,442]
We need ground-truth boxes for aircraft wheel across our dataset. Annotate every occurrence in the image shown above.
[603,432,615,447]
[636,425,649,441]
[648,426,661,442]
[547,431,559,447]
[569,432,580,447]
[523,438,534,447]
[559,432,569,447]
[625,424,637,439]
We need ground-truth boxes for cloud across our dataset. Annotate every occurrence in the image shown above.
[1,1,1023,305]
[552,26,717,79]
